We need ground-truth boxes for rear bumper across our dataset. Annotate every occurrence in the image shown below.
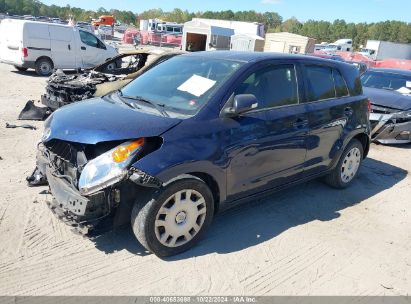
[370,112,411,144]
[0,59,35,69]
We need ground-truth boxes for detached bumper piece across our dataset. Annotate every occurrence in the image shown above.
[370,105,411,144]
[18,100,50,121]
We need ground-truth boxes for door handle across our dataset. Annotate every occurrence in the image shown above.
[81,46,86,50]
[344,107,353,116]
[68,44,71,50]
[292,118,308,129]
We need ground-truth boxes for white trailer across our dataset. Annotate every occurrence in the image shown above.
[362,40,411,60]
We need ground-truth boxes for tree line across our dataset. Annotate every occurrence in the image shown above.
[1,0,411,49]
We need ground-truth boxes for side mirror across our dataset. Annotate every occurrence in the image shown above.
[223,94,258,117]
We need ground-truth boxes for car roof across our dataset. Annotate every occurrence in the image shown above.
[183,51,341,64]
[367,68,411,76]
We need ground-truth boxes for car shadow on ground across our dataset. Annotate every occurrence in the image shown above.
[10,69,44,77]
[91,157,407,258]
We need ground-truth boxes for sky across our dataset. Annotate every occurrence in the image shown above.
[40,0,411,23]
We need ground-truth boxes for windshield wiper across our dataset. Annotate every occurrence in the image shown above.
[118,92,169,117]
[115,90,139,109]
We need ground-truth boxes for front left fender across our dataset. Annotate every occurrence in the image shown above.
[131,141,227,202]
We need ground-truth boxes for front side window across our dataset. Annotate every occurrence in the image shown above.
[79,30,100,48]
[121,56,243,115]
[234,64,299,109]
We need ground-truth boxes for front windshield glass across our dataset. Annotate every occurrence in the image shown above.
[120,56,244,115]
[361,71,411,91]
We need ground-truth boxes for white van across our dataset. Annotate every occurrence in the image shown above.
[0,19,118,76]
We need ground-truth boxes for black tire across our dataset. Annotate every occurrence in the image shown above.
[324,139,364,189]
[131,175,214,257]
[35,58,53,76]
[14,66,28,72]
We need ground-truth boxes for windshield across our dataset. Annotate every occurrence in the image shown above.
[120,56,244,116]
[361,71,411,91]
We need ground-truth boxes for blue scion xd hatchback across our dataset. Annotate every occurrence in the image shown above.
[36,51,370,256]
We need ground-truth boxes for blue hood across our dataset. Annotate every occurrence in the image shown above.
[364,87,411,111]
[44,96,182,144]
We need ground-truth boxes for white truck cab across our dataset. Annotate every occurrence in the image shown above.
[0,19,118,76]
[319,39,353,53]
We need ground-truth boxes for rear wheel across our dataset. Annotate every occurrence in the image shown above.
[35,58,53,76]
[131,176,214,257]
[324,139,363,189]
[14,66,28,72]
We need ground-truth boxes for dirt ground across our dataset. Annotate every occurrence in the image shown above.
[0,59,410,296]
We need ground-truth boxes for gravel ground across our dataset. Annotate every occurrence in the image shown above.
[0,58,410,296]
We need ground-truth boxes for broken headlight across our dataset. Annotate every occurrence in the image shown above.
[78,139,144,196]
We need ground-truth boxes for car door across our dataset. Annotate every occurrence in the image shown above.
[301,63,355,176]
[48,25,77,69]
[78,29,107,68]
[224,62,308,201]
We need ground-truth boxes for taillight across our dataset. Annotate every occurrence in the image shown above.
[22,47,28,58]
[367,98,371,113]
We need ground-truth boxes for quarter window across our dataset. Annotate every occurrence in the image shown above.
[234,65,299,109]
[333,69,349,97]
[305,66,336,101]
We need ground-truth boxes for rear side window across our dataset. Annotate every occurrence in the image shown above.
[333,69,349,97]
[234,64,299,109]
[305,65,349,101]
[305,66,335,101]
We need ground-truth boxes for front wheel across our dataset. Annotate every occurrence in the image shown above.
[131,176,214,257]
[324,139,363,189]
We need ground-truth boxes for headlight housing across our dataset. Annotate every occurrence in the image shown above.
[78,139,144,195]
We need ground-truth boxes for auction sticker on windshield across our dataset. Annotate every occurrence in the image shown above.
[177,74,216,97]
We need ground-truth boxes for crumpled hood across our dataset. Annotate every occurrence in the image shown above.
[43,96,181,144]
[364,87,411,111]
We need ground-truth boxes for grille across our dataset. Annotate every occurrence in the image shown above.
[45,140,79,164]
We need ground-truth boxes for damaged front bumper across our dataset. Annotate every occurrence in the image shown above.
[370,106,411,144]
[46,166,108,233]
[36,142,162,234]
